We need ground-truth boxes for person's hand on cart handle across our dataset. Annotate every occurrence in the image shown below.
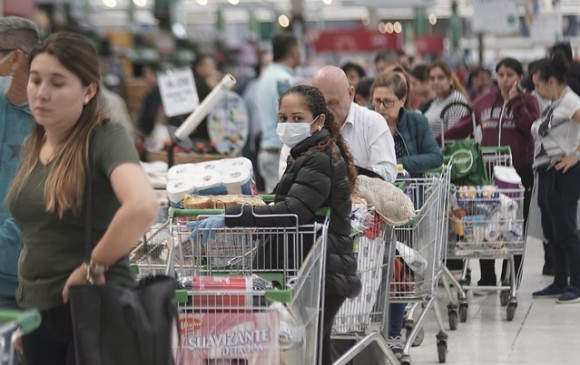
[555,152,579,173]
[61,263,106,303]
[187,216,226,244]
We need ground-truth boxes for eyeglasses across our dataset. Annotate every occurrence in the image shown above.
[0,48,16,54]
[372,98,396,108]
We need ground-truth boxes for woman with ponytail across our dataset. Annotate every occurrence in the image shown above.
[530,50,580,303]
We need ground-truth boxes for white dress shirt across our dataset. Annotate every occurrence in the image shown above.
[279,102,397,182]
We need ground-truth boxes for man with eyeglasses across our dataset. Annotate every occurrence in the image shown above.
[279,66,397,182]
[0,16,39,347]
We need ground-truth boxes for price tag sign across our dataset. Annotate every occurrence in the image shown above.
[158,68,199,117]
[472,0,519,35]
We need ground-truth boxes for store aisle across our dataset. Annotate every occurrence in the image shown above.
[409,237,578,364]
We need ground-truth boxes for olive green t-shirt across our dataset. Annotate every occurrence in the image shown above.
[11,122,139,310]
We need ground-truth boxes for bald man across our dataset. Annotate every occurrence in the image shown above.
[279,66,397,182]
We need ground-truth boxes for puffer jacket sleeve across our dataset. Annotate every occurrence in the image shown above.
[225,150,331,227]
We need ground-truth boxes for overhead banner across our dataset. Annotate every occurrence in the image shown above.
[309,28,401,53]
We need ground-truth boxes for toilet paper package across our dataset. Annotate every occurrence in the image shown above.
[166,157,257,205]
[167,178,197,206]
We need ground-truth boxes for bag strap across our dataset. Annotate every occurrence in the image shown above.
[84,134,93,264]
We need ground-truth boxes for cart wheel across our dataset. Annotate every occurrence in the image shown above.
[413,326,424,347]
[401,360,411,365]
[506,303,517,321]
[406,325,424,347]
[448,309,458,330]
[437,340,447,363]
[500,291,510,307]
[459,303,468,322]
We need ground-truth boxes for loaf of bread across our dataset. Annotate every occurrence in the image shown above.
[182,194,265,209]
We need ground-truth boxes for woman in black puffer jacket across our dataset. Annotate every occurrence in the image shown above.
[203,85,361,364]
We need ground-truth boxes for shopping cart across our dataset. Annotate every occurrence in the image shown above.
[332,168,451,365]
[444,146,525,322]
[391,169,451,364]
[331,209,400,365]
[0,309,41,365]
[130,220,172,279]
[169,207,329,365]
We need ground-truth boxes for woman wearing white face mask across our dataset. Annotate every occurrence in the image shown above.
[189,85,361,365]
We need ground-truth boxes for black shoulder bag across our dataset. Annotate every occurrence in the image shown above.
[69,139,178,365]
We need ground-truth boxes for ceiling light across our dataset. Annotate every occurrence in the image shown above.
[393,21,402,33]
[133,0,146,7]
[428,13,437,25]
[103,0,117,8]
[278,15,290,28]
[228,0,240,4]
[322,0,333,5]
[197,0,208,5]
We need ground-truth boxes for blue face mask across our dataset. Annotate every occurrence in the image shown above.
[0,75,13,93]
[0,51,14,93]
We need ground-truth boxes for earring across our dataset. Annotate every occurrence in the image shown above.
[84,98,89,105]
[318,125,322,131]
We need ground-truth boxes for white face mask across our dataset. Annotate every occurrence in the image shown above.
[276,115,320,148]
[0,52,14,93]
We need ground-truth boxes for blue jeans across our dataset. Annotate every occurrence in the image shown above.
[389,303,406,338]
[0,295,21,365]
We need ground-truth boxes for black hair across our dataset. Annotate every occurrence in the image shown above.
[550,42,573,62]
[280,85,358,187]
[496,57,523,76]
[532,50,570,84]
[272,32,298,62]
[410,64,428,82]
[355,77,375,100]
[192,54,212,70]
[341,62,366,79]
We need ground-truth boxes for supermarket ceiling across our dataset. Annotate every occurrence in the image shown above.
[82,0,580,31]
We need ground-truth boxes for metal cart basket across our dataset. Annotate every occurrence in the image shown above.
[169,207,329,365]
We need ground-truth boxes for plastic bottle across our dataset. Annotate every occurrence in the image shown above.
[396,163,410,179]
[396,164,414,203]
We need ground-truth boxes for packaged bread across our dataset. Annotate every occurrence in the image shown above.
[182,194,266,209]
[182,195,214,209]
[214,195,266,209]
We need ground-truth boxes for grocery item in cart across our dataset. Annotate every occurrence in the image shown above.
[356,175,414,226]
[493,165,521,197]
[177,275,272,307]
[395,241,428,275]
[183,194,266,209]
[177,310,280,365]
[166,157,257,204]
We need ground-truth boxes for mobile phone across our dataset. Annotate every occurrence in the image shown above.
[516,81,526,93]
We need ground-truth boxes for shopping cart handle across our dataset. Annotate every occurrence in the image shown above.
[170,204,331,219]
[0,309,41,335]
[169,208,225,218]
[481,146,512,154]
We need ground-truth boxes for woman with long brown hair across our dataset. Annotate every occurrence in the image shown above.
[7,32,158,364]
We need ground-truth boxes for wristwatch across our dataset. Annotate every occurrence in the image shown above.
[86,260,106,284]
